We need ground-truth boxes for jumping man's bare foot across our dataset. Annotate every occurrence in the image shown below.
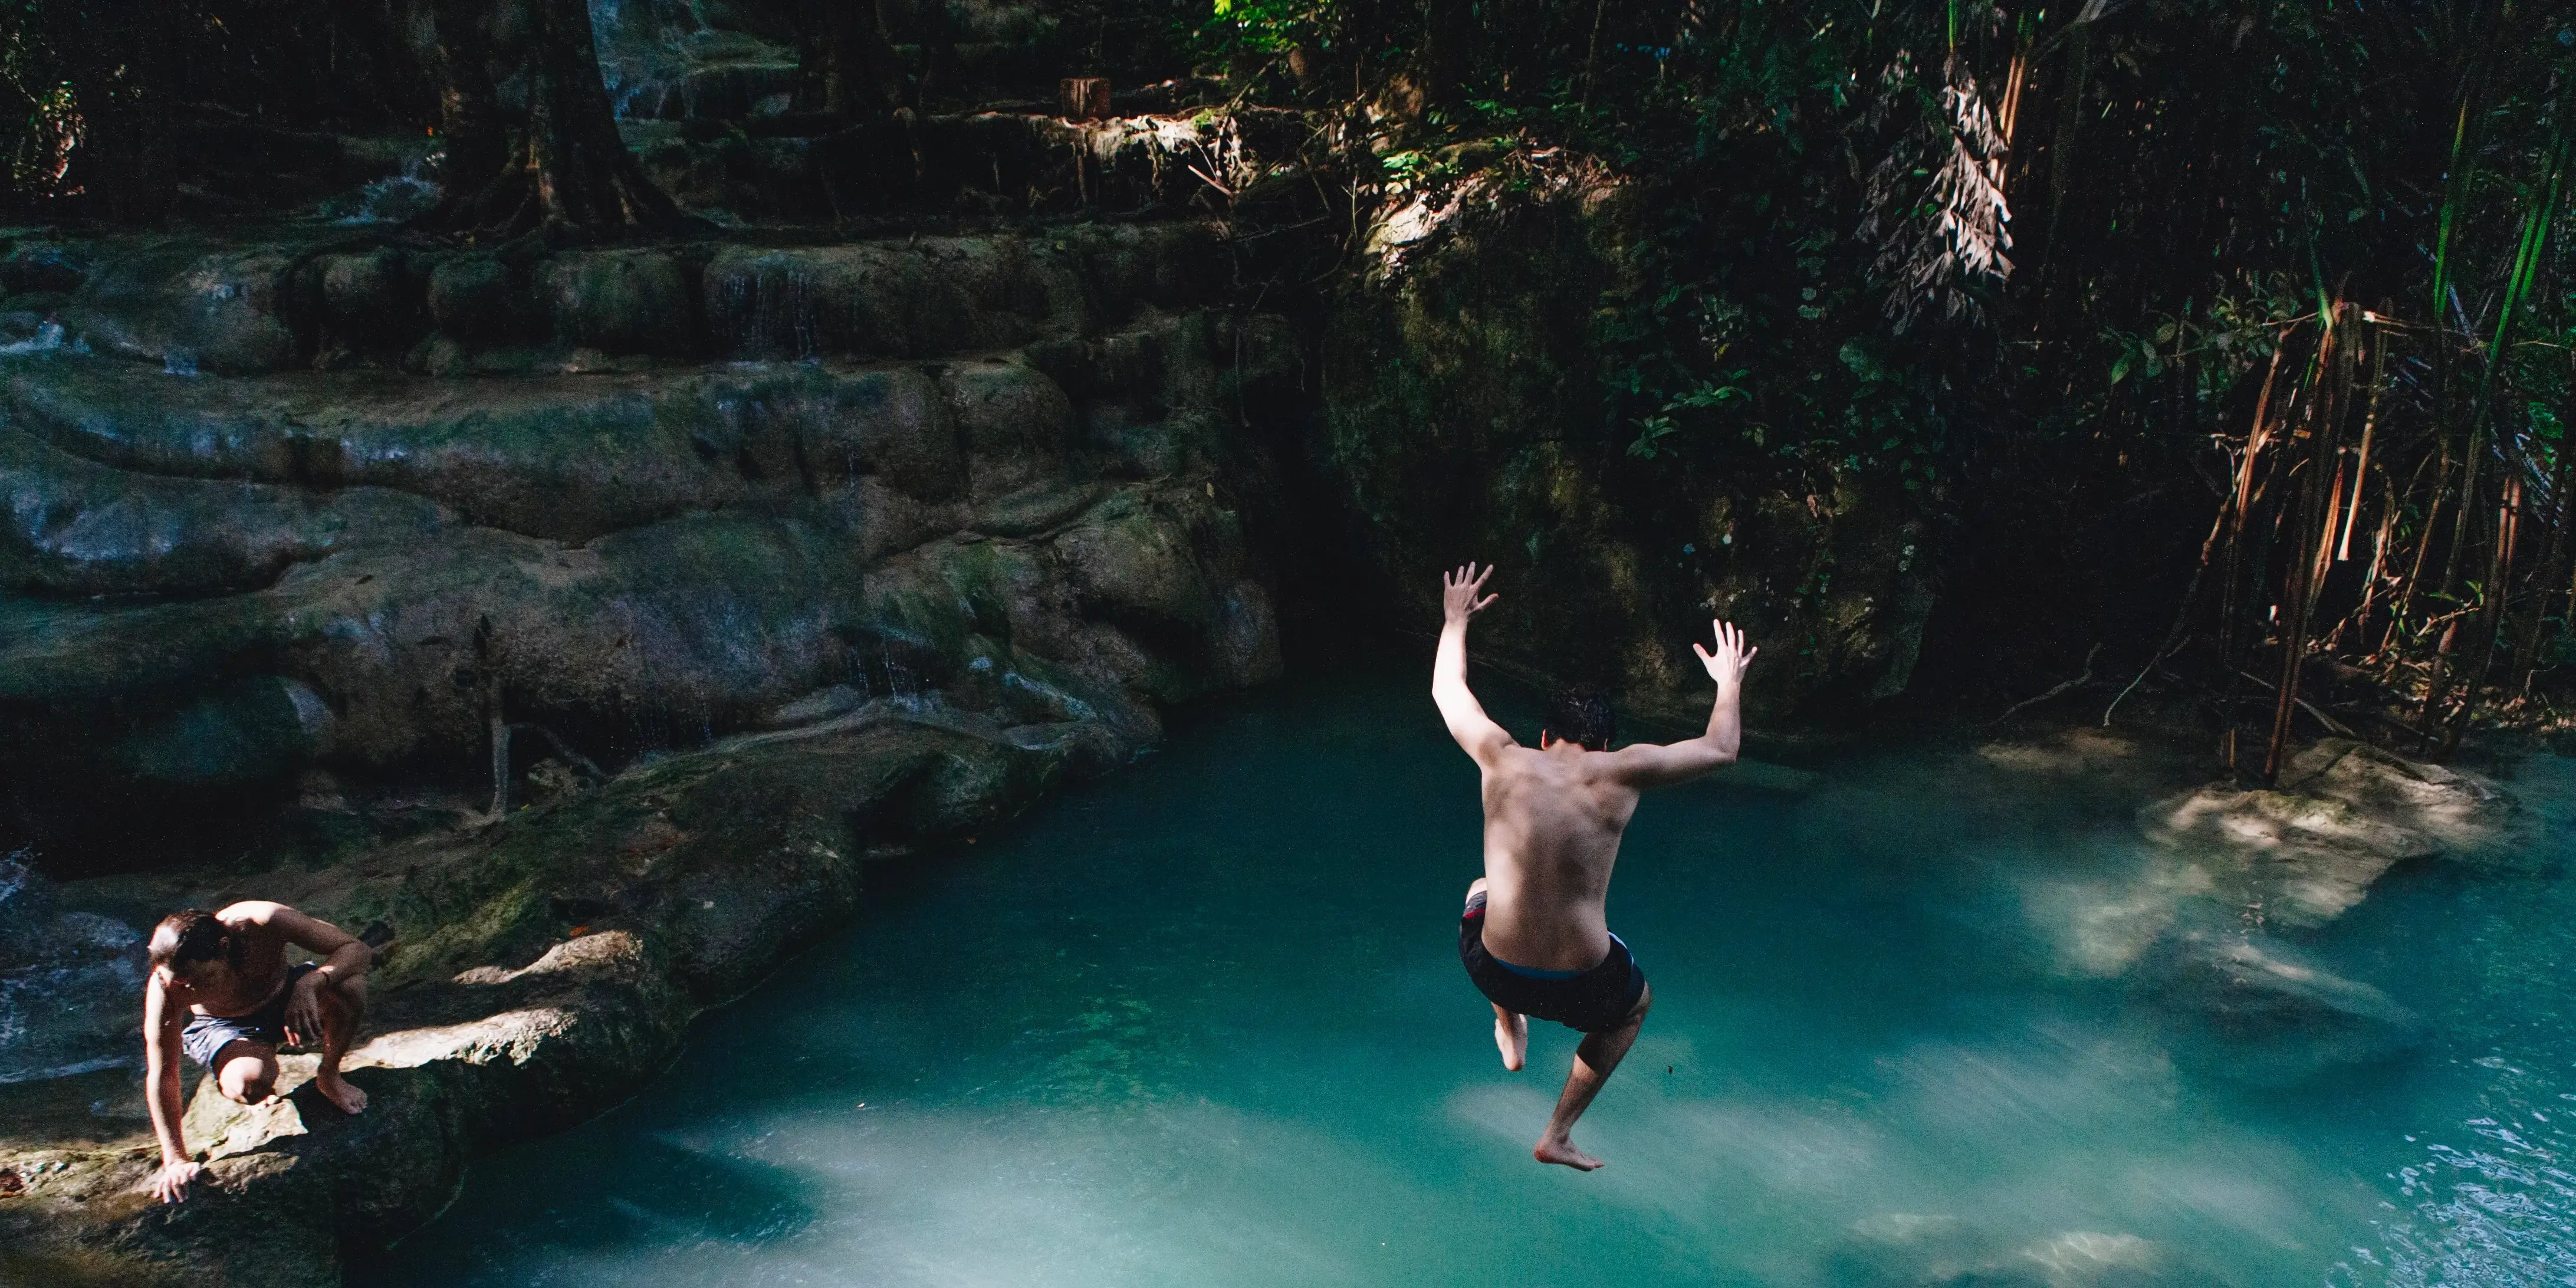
[1493,1007,1527,1072]
[312,1071,368,1115]
[1533,1134,1604,1171]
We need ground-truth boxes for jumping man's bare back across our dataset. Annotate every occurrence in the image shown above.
[1432,561,1757,1169]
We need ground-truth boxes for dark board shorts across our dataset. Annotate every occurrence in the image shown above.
[1459,889,1645,1033]
[181,962,318,1069]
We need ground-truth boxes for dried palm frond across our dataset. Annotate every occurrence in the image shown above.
[1859,52,2015,332]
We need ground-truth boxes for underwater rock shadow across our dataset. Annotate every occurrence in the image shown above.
[406,1129,821,1264]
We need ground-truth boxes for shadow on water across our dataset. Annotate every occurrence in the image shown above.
[360,672,2576,1287]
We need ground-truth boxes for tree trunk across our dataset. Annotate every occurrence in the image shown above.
[415,0,506,204]
[793,0,903,120]
[415,0,680,239]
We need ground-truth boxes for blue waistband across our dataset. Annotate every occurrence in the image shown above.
[1490,934,1625,981]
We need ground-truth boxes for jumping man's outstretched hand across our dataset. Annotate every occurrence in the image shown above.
[1432,562,1512,763]
[1442,562,1499,626]
[1691,619,1757,686]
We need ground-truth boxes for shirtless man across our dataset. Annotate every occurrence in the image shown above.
[141,902,372,1203]
[1434,562,1756,1170]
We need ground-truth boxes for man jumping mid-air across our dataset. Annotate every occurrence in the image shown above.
[1433,561,1756,1169]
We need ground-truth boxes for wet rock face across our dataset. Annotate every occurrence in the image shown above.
[12,223,1232,377]
[61,244,300,376]
[630,109,1307,226]
[2275,737,2513,850]
[0,213,1294,1259]
[0,222,1294,859]
[1320,169,1934,724]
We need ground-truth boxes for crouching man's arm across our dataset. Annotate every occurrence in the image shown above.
[254,903,369,1046]
[142,975,199,1204]
[1608,619,1757,788]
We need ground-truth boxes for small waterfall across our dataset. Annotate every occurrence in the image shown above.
[715,255,829,361]
[0,850,146,1085]
[879,640,934,712]
[326,153,442,226]
[0,320,65,356]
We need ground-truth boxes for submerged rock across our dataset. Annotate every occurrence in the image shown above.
[1825,1213,2215,1287]
[2275,737,2513,853]
[1824,1212,1995,1286]
[2139,784,2434,929]
[2147,932,2425,1088]
[2011,1230,2217,1287]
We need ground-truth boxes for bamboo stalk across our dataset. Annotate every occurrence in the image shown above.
[1998,42,2029,153]
[2219,343,2289,770]
[2337,321,2386,560]
[2426,129,2564,734]
[2342,489,2397,653]
[2443,481,2520,755]
[2509,402,2576,698]
[2386,436,2452,663]
[2312,455,2347,602]
[2521,329,2576,696]
[2265,305,2352,781]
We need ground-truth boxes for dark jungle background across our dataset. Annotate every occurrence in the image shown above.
[4,0,2571,777]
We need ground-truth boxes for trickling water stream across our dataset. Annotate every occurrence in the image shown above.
[360,675,2576,1287]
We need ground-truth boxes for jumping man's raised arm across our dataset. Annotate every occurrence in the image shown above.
[1605,619,1758,788]
[1431,562,1516,766]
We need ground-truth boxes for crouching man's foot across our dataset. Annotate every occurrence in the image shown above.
[1493,1007,1527,1072]
[1533,1133,1603,1171]
[313,1069,368,1115]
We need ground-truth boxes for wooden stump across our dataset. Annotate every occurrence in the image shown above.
[1060,77,1111,121]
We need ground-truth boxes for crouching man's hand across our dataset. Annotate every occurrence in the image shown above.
[151,1158,202,1204]
[284,970,328,1048]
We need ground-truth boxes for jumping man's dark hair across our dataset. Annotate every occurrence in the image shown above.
[1544,685,1616,751]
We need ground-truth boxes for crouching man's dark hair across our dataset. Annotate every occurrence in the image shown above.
[149,909,238,972]
[1543,685,1616,751]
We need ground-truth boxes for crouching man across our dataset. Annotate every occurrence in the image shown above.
[141,902,372,1203]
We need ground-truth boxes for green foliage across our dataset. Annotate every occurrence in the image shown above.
[1202,0,2576,708]
[1207,0,1329,53]
[0,0,427,221]
[1198,0,2568,492]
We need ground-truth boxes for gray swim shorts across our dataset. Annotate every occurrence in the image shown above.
[180,963,319,1068]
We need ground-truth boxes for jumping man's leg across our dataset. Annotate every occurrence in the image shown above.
[1465,878,1526,1072]
[212,1041,280,1105]
[1533,981,1651,1171]
[1493,1001,1527,1073]
[311,977,369,1115]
